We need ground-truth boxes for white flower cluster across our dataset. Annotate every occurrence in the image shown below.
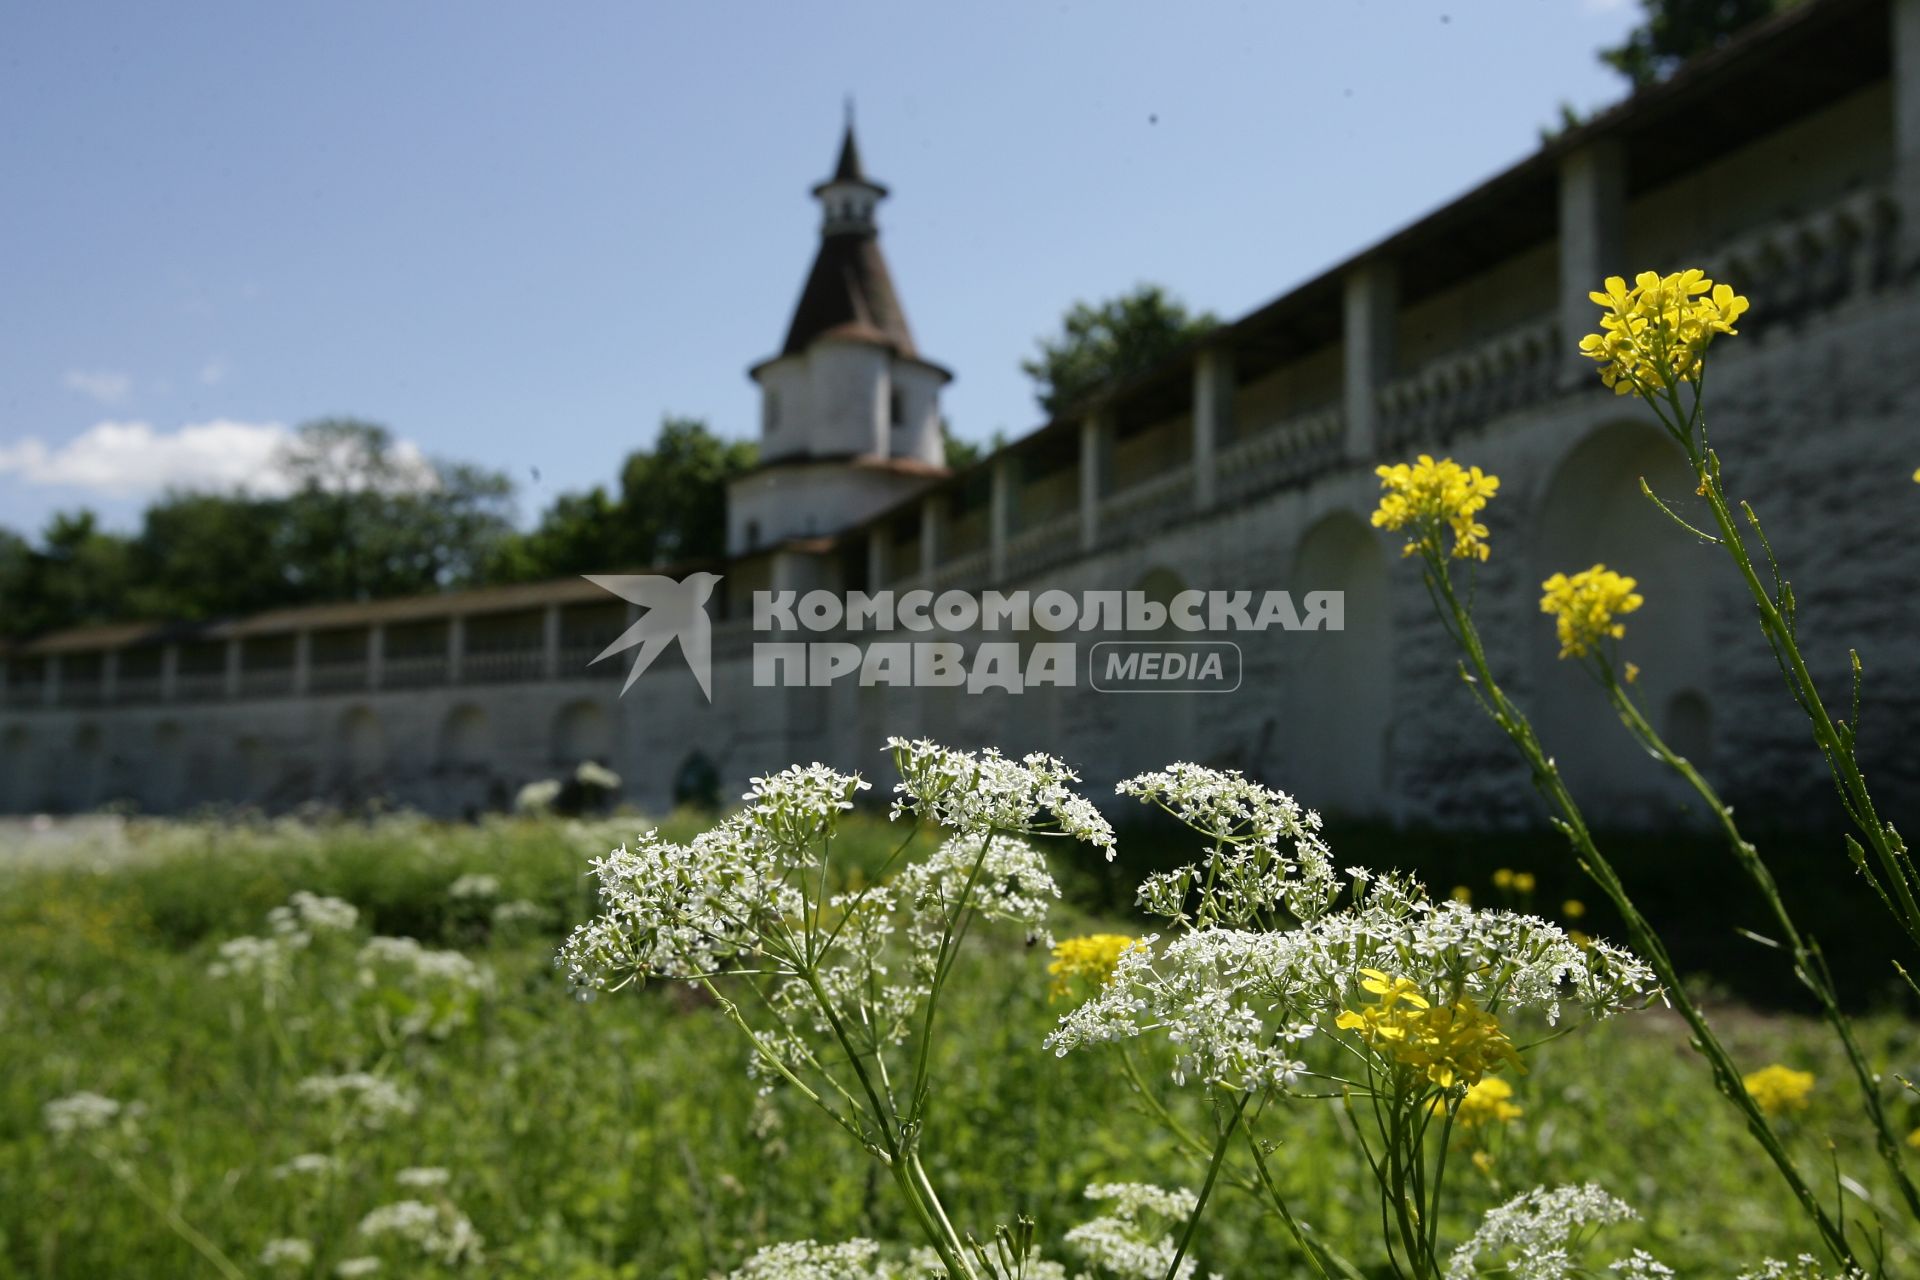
[259,1237,315,1270]
[270,891,360,937]
[355,936,495,1037]
[396,1165,451,1189]
[208,891,360,986]
[1061,1182,1206,1280]
[271,1152,342,1180]
[886,739,1115,857]
[724,1237,903,1280]
[43,1090,141,1143]
[358,1198,484,1268]
[1446,1183,1647,1280]
[897,833,1062,960]
[334,1259,382,1278]
[295,1072,418,1130]
[560,764,872,993]
[490,898,547,928]
[447,873,500,900]
[1047,873,1654,1092]
[1120,764,1337,925]
[1736,1258,1870,1280]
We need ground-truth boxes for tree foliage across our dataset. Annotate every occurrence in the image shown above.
[1020,285,1218,418]
[0,419,519,640]
[1600,0,1790,88]
[487,416,755,581]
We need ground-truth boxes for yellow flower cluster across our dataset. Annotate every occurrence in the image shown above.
[1432,1076,1525,1130]
[1539,564,1645,659]
[1336,969,1524,1089]
[1047,933,1138,1000]
[1578,269,1750,397]
[1371,455,1501,562]
[1492,868,1536,895]
[1743,1063,1815,1117]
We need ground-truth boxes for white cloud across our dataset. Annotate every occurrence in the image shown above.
[0,420,290,498]
[0,420,442,501]
[62,369,132,405]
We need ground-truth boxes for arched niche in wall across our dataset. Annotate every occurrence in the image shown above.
[1529,420,1713,812]
[335,705,386,791]
[1287,512,1392,819]
[551,699,613,769]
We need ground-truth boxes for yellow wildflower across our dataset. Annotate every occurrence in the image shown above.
[1540,564,1645,659]
[1579,269,1749,398]
[1492,868,1514,890]
[1371,454,1501,561]
[1471,1150,1496,1176]
[1743,1063,1815,1117]
[1562,899,1586,920]
[1907,1127,1920,1150]
[1432,1076,1524,1129]
[1047,933,1138,1001]
[1450,885,1472,904]
[1337,970,1524,1088]
[1511,872,1536,895]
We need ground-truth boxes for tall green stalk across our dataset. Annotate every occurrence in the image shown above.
[1410,547,1860,1270]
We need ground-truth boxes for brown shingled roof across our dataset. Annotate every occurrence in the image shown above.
[780,223,918,359]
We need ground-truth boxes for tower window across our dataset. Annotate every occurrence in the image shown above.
[889,389,905,428]
[765,390,781,433]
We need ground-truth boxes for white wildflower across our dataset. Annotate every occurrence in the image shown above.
[396,1165,451,1189]
[448,873,500,900]
[1447,1183,1640,1280]
[43,1091,138,1142]
[359,1199,484,1267]
[271,1152,342,1179]
[295,1073,417,1130]
[725,1237,905,1279]
[1119,763,1336,922]
[259,1238,315,1269]
[1063,1182,1204,1280]
[1736,1258,1870,1280]
[334,1258,382,1278]
[886,739,1115,856]
[490,898,546,927]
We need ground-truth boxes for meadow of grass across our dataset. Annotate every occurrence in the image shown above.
[4,812,1917,1277]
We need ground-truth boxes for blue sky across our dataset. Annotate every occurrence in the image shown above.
[0,0,1642,539]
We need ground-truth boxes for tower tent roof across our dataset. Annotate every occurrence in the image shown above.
[780,232,918,358]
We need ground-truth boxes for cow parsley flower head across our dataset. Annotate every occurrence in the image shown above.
[43,1091,141,1144]
[1447,1183,1643,1280]
[723,1237,900,1280]
[1736,1256,1869,1280]
[334,1260,382,1278]
[358,1199,484,1268]
[1049,874,1654,1093]
[448,873,499,900]
[896,833,1061,962]
[1118,763,1337,925]
[260,1238,315,1270]
[1062,1182,1204,1280]
[886,739,1115,856]
[396,1165,451,1189]
[272,1152,342,1180]
[295,1072,418,1130]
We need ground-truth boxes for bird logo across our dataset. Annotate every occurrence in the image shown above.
[582,572,724,701]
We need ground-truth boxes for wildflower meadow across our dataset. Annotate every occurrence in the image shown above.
[10,274,1920,1277]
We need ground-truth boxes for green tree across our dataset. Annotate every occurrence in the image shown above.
[274,418,517,600]
[1021,284,1218,417]
[1600,0,1790,87]
[491,417,755,581]
[0,511,136,640]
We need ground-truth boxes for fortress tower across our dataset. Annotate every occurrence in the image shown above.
[727,120,952,555]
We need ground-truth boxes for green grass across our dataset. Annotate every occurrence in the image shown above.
[3,814,1917,1278]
